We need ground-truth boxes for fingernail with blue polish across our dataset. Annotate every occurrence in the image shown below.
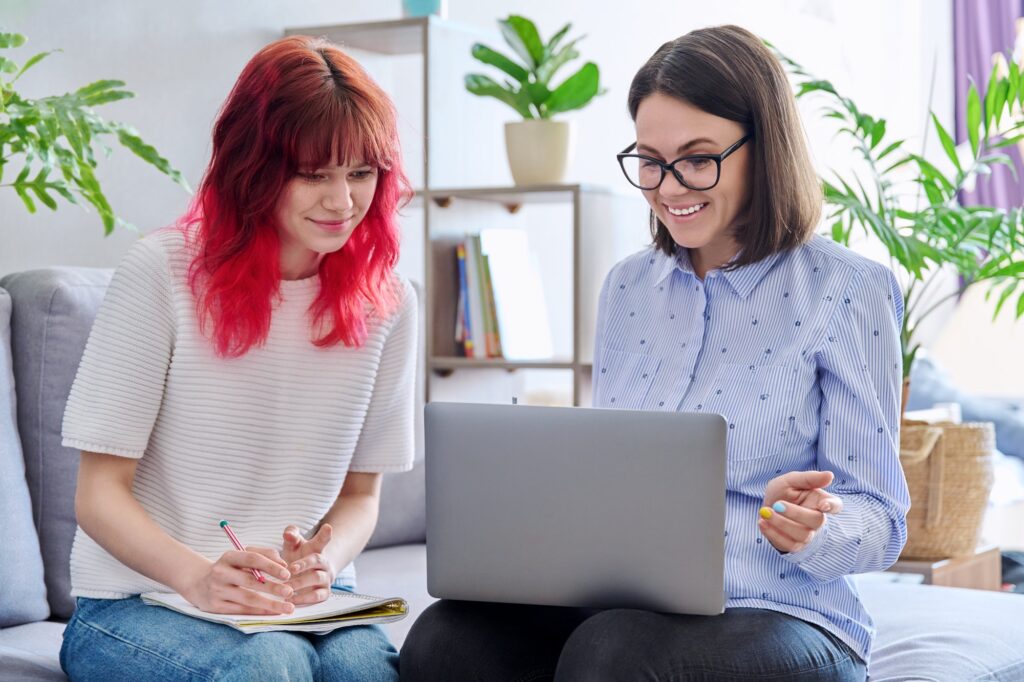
[772,501,786,513]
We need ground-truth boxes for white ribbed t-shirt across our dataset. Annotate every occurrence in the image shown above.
[62,229,417,598]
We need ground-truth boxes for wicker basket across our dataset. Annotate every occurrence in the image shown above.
[899,420,995,560]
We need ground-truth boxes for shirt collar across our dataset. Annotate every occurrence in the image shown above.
[651,246,785,299]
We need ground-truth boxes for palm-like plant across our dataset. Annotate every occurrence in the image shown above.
[465,16,603,119]
[0,31,188,234]
[776,48,1024,381]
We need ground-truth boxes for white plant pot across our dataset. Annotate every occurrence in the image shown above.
[504,119,574,186]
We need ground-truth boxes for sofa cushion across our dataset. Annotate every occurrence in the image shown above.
[857,578,1024,680]
[1,269,113,620]
[353,543,431,648]
[0,287,50,627]
[0,620,66,681]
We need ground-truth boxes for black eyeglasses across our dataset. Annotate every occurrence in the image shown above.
[616,134,751,191]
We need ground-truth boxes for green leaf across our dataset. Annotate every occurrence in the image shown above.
[931,113,962,173]
[14,184,36,213]
[499,16,545,70]
[870,119,886,150]
[73,79,128,106]
[0,33,27,49]
[526,81,551,108]
[14,49,55,81]
[114,125,189,190]
[470,43,529,83]
[994,79,1010,128]
[547,23,572,55]
[983,64,1000,133]
[544,62,600,115]
[1017,291,1024,320]
[30,183,58,210]
[993,281,1018,319]
[966,82,981,158]
[536,37,581,85]
[465,73,533,118]
[876,139,905,160]
[0,56,18,74]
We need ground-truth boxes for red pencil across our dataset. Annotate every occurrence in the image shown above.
[219,520,265,583]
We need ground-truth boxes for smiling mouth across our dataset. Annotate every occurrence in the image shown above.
[310,217,353,229]
[665,203,708,216]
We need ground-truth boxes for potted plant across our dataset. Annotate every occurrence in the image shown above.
[775,48,1024,409]
[1,31,188,234]
[465,16,603,186]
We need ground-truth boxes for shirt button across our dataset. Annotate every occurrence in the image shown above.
[658,401,665,407]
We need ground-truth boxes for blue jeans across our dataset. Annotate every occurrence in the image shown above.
[401,601,866,681]
[60,589,398,681]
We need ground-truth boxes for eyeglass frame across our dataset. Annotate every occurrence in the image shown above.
[616,134,752,191]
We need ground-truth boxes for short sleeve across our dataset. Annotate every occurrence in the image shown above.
[61,237,176,458]
[348,279,418,473]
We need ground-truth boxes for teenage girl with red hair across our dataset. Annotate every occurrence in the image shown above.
[59,36,415,681]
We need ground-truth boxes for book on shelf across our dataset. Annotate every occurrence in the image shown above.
[461,237,488,358]
[478,228,553,361]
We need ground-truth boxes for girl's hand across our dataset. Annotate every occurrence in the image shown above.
[181,547,293,615]
[758,470,844,554]
[281,524,338,605]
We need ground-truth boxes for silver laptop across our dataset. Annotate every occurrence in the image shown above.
[425,402,727,615]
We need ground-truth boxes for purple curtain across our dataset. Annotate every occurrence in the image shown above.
[954,0,1024,208]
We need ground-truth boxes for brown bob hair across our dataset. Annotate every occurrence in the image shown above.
[627,25,821,267]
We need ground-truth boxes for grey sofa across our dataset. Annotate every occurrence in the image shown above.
[2,266,1024,681]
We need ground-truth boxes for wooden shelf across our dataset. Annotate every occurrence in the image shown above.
[421,184,612,208]
[889,545,1002,590]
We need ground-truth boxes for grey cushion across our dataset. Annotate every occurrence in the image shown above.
[354,543,431,648]
[858,578,1024,680]
[0,620,66,681]
[1,269,113,620]
[0,288,49,627]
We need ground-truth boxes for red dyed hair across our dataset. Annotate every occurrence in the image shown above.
[181,35,410,357]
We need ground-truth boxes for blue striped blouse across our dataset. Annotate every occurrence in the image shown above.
[591,234,910,664]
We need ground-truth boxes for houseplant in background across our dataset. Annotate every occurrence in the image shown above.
[776,47,1024,560]
[776,48,1024,396]
[465,16,603,185]
[0,31,188,234]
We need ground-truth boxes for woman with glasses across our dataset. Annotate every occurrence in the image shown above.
[402,25,905,681]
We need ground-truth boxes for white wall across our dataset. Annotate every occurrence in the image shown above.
[0,0,952,277]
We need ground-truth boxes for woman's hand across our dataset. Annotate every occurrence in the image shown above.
[281,524,338,605]
[759,470,844,553]
[181,547,293,615]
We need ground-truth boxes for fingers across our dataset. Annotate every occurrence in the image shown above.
[765,501,826,530]
[783,469,834,491]
[223,550,291,582]
[283,525,304,552]
[801,488,845,515]
[759,505,818,545]
[289,581,332,606]
[208,558,294,609]
[308,524,333,552]
[757,517,803,554]
[287,551,332,580]
[216,585,296,615]
[244,546,288,569]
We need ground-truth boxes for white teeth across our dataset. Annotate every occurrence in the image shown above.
[667,203,707,216]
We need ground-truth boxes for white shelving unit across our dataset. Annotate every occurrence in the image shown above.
[285,18,648,407]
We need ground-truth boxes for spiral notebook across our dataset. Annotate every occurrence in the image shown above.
[141,589,408,635]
